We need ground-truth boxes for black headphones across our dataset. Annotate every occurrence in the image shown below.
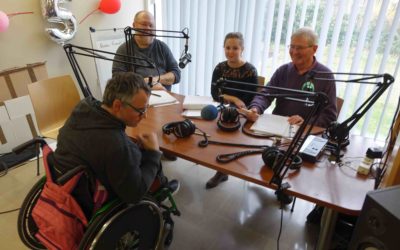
[262,147,303,173]
[162,119,196,138]
[217,107,241,132]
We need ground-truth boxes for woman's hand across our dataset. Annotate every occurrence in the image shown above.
[222,95,246,109]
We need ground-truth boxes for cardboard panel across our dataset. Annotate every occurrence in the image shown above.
[0,76,13,102]
[0,62,47,102]
[29,62,48,81]
[9,70,32,97]
[0,115,35,154]
[0,105,9,123]
[3,95,39,137]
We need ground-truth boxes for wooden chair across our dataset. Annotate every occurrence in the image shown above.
[336,97,344,117]
[257,76,266,93]
[28,75,80,139]
[258,76,265,87]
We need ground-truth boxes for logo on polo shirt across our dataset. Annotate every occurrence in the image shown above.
[301,81,315,92]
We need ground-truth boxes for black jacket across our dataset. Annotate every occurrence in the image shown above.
[54,97,162,205]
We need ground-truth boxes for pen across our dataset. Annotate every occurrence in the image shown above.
[151,93,161,97]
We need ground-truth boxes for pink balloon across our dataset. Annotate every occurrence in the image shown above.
[98,0,121,14]
[0,11,10,32]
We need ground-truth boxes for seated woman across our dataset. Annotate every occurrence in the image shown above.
[207,32,259,189]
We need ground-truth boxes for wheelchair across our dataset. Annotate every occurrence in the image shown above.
[15,137,180,250]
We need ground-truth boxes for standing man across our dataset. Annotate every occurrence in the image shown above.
[54,72,179,216]
[247,27,337,128]
[112,10,181,91]
[246,27,337,204]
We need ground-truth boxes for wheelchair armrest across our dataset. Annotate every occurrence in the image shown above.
[12,137,47,154]
[56,165,87,185]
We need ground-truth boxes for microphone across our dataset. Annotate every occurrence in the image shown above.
[201,105,221,120]
[179,34,191,69]
[179,53,192,69]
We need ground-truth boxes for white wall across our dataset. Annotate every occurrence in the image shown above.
[0,0,144,99]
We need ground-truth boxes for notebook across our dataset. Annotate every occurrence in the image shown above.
[250,113,297,137]
[149,90,179,106]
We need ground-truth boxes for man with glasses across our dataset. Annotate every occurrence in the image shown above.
[247,27,336,128]
[246,27,337,204]
[54,72,179,214]
[113,10,181,161]
[112,10,181,92]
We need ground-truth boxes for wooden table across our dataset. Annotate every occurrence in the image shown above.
[126,93,376,249]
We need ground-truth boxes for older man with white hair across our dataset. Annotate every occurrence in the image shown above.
[247,27,337,128]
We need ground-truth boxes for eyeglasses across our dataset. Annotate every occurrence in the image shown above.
[123,102,148,116]
[288,45,313,50]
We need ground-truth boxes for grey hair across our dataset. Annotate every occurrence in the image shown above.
[102,72,150,107]
[292,27,318,46]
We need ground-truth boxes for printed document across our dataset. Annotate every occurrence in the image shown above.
[250,113,297,137]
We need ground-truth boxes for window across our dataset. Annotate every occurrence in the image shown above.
[152,0,400,141]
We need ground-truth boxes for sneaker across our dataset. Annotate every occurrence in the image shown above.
[162,152,177,161]
[157,179,180,205]
[205,172,229,189]
[306,205,324,224]
[167,179,180,196]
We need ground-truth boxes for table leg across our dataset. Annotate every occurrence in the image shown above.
[316,207,338,250]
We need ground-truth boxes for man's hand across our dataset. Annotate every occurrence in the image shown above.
[287,115,304,125]
[137,132,159,151]
[240,107,260,122]
[151,82,166,90]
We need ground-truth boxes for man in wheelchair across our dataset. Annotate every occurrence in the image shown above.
[17,72,180,250]
[55,71,179,212]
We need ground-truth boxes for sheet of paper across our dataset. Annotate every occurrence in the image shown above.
[182,95,219,110]
[149,90,179,106]
[181,110,202,118]
[250,113,297,137]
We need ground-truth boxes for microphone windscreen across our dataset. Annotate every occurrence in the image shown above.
[201,105,219,120]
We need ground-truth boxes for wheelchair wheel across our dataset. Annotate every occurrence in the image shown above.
[17,177,46,250]
[80,200,164,250]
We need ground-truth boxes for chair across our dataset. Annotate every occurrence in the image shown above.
[257,76,266,91]
[336,97,344,117]
[28,75,80,139]
[14,137,179,250]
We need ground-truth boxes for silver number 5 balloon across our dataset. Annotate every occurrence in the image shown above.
[41,0,77,44]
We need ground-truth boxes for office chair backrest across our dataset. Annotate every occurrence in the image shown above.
[336,97,344,117]
[28,75,80,139]
[257,76,265,92]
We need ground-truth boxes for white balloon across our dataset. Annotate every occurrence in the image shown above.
[41,0,77,45]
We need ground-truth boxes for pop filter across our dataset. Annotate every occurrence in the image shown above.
[201,105,221,120]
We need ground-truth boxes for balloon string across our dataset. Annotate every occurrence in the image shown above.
[7,11,34,17]
[79,8,98,25]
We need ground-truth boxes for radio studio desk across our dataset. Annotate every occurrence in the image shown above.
[126,93,376,250]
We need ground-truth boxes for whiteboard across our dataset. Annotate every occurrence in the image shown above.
[90,28,125,95]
